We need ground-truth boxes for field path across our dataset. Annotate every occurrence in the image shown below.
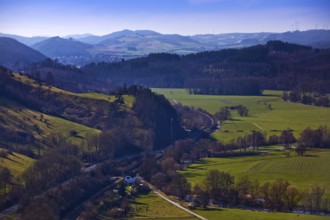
[138,176,208,220]
[252,122,264,131]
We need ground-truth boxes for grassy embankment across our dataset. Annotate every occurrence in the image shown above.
[128,192,197,220]
[0,148,35,177]
[13,73,134,107]
[0,98,101,147]
[0,73,135,174]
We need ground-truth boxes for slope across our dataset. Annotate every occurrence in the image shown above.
[0,33,48,46]
[0,37,47,70]
[32,36,93,57]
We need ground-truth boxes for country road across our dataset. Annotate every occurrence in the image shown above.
[138,176,208,220]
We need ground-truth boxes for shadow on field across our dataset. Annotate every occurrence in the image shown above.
[183,172,204,179]
[130,200,147,205]
[228,119,242,122]
[304,154,319,157]
[197,208,226,212]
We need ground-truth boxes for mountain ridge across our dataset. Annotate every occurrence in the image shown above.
[31,37,93,57]
[2,29,330,66]
[0,37,47,70]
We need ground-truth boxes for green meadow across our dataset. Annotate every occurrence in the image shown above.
[181,148,330,198]
[0,148,35,177]
[152,88,330,143]
[0,98,100,148]
[128,192,197,220]
[153,88,330,218]
[194,208,330,220]
[13,73,134,107]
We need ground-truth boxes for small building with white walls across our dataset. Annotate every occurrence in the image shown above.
[124,176,136,185]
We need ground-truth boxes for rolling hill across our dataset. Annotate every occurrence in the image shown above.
[81,41,330,93]
[0,33,48,46]
[0,37,47,70]
[95,31,207,55]
[3,29,330,66]
[31,36,93,57]
[76,29,162,44]
[0,67,185,155]
[191,30,330,49]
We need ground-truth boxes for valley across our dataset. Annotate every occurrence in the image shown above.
[1,37,330,220]
[153,89,330,143]
[1,0,330,219]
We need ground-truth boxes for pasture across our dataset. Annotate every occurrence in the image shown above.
[13,73,134,107]
[0,98,100,148]
[128,192,197,220]
[0,148,34,177]
[152,88,330,143]
[195,208,330,220]
[181,148,330,198]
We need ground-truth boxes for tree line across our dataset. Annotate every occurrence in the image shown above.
[282,91,329,107]
[191,170,328,213]
[211,125,330,156]
[76,41,330,95]
[137,138,329,214]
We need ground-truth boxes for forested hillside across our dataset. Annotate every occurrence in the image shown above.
[0,67,185,156]
[0,66,188,217]
[80,41,330,95]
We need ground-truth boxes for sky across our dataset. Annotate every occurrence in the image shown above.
[0,0,329,37]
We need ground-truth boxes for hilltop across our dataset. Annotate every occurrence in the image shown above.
[18,41,330,96]
[81,41,330,94]
[2,29,329,66]
[31,37,93,57]
[0,67,185,157]
[0,37,47,70]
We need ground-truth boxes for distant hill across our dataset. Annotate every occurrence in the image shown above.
[0,33,48,46]
[95,31,207,55]
[32,37,93,57]
[3,29,330,66]
[263,30,330,48]
[191,30,330,49]
[81,41,330,94]
[77,29,161,44]
[0,37,47,70]
[63,33,95,39]
[77,29,207,55]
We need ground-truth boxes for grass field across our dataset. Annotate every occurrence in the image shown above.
[152,88,330,143]
[0,148,34,177]
[0,98,101,147]
[13,73,134,107]
[195,208,330,220]
[181,148,330,198]
[128,192,197,220]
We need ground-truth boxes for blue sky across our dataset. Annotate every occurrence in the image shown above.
[0,0,329,36]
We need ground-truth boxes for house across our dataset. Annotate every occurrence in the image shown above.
[124,176,136,185]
